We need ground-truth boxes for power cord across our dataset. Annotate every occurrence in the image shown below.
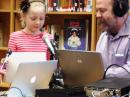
[122,93,130,97]
[103,64,130,79]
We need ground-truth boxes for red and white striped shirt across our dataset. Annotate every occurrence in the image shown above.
[8,31,53,59]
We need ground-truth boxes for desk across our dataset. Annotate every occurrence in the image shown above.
[36,88,87,97]
[0,82,10,91]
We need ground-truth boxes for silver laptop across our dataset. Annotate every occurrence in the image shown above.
[57,50,104,87]
[8,60,58,97]
[4,52,46,83]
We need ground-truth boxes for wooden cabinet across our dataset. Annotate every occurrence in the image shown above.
[0,0,97,59]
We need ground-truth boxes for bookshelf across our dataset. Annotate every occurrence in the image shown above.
[0,0,97,59]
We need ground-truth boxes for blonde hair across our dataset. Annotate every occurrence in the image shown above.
[29,0,45,4]
[20,0,46,13]
[20,0,46,28]
[30,1,46,12]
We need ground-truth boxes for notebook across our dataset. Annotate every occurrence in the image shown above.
[4,52,46,83]
[57,50,104,87]
[8,60,58,97]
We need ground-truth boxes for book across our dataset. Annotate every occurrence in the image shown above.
[79,0,85,11]
[52,0,59,11]
[46,0,89,12]
[86,0,92,12]
[64,19,88,51]
[74,0,79,12]
[42,24,63,49]
[48,0,53,12]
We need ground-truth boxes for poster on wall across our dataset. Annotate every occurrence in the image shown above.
[64,19,88,50]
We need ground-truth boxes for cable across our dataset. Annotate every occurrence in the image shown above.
[9,87,26,97]
[122,93,130,97]
[103,64,130,79]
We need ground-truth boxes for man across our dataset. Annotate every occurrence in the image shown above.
[96,0,130,78]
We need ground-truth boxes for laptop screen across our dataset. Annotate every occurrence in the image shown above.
[5,52,46,83]
[9,60,58,97]
[57,50,104,87]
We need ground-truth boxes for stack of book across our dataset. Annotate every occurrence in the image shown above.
[45,0,92,12]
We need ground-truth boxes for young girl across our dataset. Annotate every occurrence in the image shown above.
[8,0,52,60]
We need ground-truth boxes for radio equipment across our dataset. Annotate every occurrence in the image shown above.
[85,78,130,97]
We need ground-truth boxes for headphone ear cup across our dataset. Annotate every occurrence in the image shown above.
[113,0,129,17]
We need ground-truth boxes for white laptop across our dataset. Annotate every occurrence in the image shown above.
[4,52,46,83]
[8,60,58,97]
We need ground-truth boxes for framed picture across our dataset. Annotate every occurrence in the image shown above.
[64,19,87,50]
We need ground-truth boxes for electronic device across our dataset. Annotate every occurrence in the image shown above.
[57,50,104,87]
[35,88,86,97]
[7,60,57,97]
[85,77,130,97]
[113,0,129,17]
[43,35,55,55]
[35,50,105,97]
[4,52,46,83]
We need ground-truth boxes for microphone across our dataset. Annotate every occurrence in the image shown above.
[1,49,12,69]
[51,40,58,51]
[43,35,55,55]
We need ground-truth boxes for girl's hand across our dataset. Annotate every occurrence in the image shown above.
[0,69,6,75]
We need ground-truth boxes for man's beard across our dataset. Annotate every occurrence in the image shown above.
[97,19,108,32]
[97,19,116,33]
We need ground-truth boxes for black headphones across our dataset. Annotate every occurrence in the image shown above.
[113,0,129,17]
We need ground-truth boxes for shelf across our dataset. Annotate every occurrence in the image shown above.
[47,11,93,15]
[0,10,11,13]
[0,47,8,51]
[13,10,93,15]
[46,12,92,25]
[0,82,10,91]
[13,10,20,13]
